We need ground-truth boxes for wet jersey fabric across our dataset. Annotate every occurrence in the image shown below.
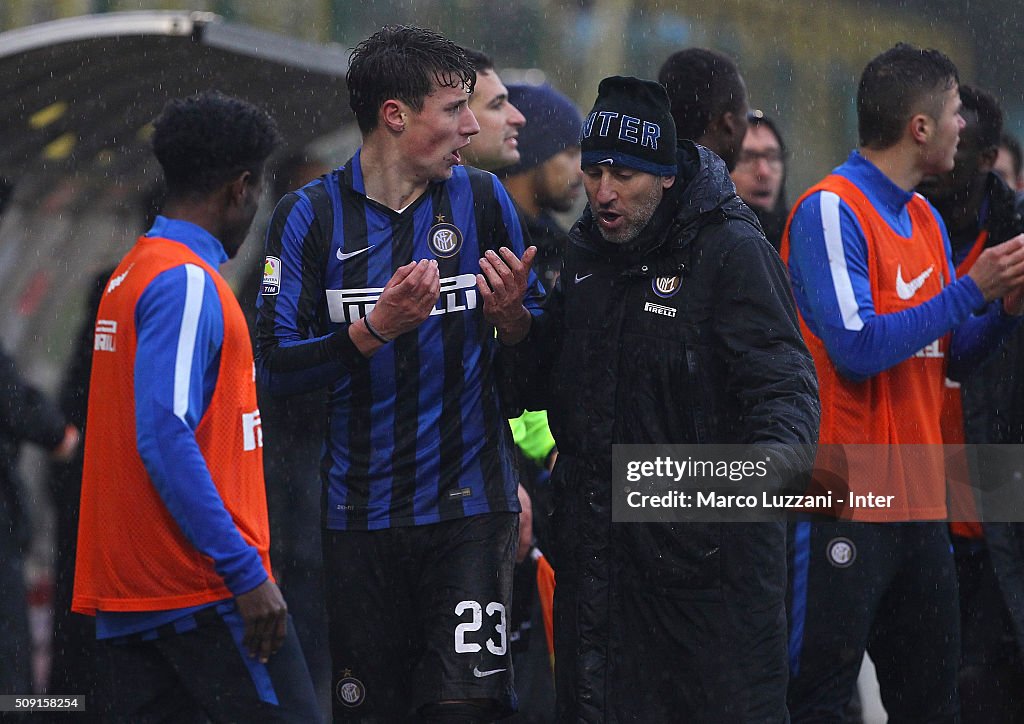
[74,217,271,636]
[782,152,1015,521]
[256,152,543,531]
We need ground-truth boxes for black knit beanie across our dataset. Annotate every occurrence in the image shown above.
[499,83,583,176]
[580,76,677,176]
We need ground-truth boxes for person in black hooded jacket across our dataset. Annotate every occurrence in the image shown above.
[502,76,819,723]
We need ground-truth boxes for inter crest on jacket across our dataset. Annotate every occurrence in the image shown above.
[652,275,682,298]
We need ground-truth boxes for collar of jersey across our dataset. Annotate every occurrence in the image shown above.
[839,150,915,218]
[145,215,228,267]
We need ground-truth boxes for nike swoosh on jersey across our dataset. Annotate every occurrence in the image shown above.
[895,264,934,300]
[337,245,374,261]
[106,263,135,294]
[472,667,507,678]
[575,273,594,284]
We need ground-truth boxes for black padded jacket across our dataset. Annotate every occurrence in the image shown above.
[505,142,819,722]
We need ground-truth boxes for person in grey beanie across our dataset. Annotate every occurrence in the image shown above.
[500,75,819,722]
[499,83,584,291]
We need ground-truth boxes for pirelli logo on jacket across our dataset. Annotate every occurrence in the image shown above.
[326,273,478,324]
[643,301,677,318]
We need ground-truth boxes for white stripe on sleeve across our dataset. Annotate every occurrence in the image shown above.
[173,264,206,419]
[820,191,865,332]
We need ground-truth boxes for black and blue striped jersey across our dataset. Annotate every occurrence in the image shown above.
[256,151,544,531]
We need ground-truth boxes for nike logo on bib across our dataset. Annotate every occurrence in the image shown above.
[895,264,934,300]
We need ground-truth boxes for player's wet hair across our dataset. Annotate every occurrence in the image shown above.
[458,46,494,75]
[347,25,477,134]
[857,42,959,150]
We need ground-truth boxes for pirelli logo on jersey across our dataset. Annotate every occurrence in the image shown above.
[914,339,944,360]
[94,320,118,352]
[242,409,263,452]
[326,273,479,324]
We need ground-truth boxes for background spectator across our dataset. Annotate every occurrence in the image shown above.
[731,110,788,249]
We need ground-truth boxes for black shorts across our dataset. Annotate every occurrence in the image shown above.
[324,512,518,721]
[95,607,318,723]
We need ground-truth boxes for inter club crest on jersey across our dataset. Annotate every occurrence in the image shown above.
[428,220,463,258]
[652,275,682,299]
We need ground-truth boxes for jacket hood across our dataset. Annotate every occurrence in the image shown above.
[570,141,759,273]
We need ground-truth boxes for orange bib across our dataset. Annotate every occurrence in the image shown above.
[74,237,271,614]
[783,177,950,521]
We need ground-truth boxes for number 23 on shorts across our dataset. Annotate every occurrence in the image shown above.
[454,600,507,655]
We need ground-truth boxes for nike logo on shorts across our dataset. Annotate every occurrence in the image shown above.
[472,666,507,678]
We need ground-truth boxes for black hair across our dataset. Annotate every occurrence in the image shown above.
[458,46,494,75]
[959,85,1003,152]
[271,152,327,200]
[857,42,959,150]
[657,48,746,141]
[347,25,477,134]
[151,90,280,199]
[1001,131,1023,178]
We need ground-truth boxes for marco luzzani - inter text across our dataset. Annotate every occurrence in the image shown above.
[625,490,894,510]
[623,456,895,510]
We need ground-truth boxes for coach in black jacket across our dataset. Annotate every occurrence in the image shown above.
[504,77,819,722]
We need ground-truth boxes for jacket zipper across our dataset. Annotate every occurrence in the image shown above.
[686,348,708,444]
